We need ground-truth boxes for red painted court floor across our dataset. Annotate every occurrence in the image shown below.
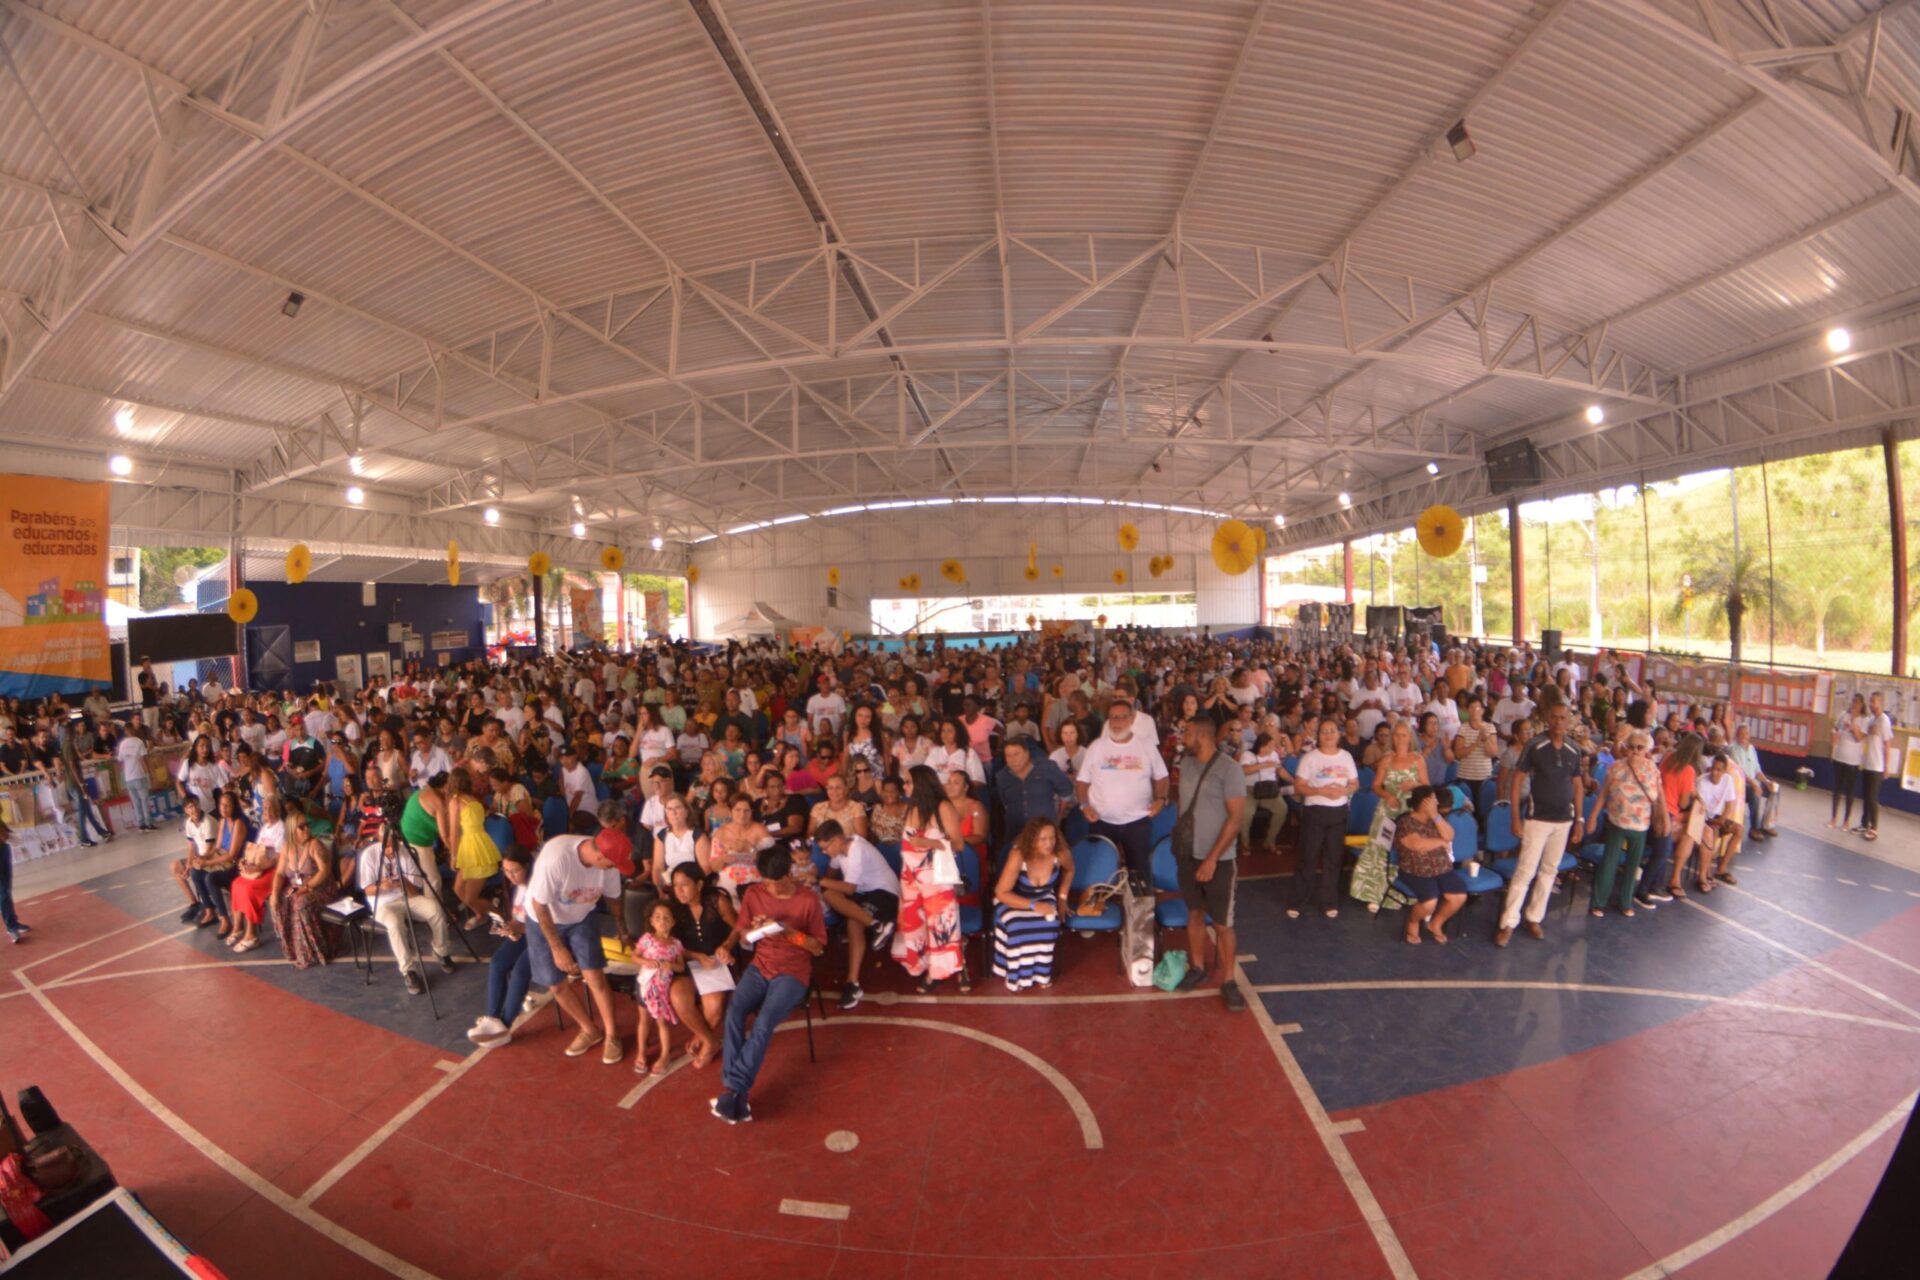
[3,823,1917,1280]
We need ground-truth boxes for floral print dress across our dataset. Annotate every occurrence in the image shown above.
[892,817,963,980]
[1348,763,1419,909]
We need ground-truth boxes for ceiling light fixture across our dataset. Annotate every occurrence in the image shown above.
[113,406,135,433]
[347,453,364,475]
[1825,326,1851,353]
[1425,460,1441,475]
[571,521,586,538]
[1271,514,1285,528]
[1445,119,1476,162]
[1337,491,1352,508]
[281,291,304,318]
[108,454,132,477]
[1584,404,1605,425]
[345,485,365,505]
[650,535,664,551]
[483,507,500,525]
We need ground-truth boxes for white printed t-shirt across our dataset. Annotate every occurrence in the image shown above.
[528,835,619,926]
[1076,734,1169,825]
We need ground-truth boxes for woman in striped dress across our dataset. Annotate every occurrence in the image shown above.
[991,818,1072,992]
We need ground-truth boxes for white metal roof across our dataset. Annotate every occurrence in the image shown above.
[1,0,1918,554]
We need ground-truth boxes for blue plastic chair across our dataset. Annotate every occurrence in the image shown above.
[1150,838,1187,928]
[957,846,985,952]
[587,760,604,781]
[1355,766,1375,794]
[1483,802,1520,855]
[541,795,571,840]
[483,814,518,856]
[1066,837,1122,933]
[1449,810,1479,863]
[1061,809,1089,847]
[1281,755,1300,779]
[1442,762,1459,786]
[1449,820,1507,897]
[1347,790,1379,838]
[1150,803,1177,846]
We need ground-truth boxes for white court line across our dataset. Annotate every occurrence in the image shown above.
[1331,1118,1366,1135]
[1681,898,1920,1025]
[16,972,445,1280]
[1721,885,1920,980]
[1238,962,1417,1280]
[1618,1090,1918,1280]
[298,1046,492,1207]
[1242,979,1920,1038]
[779,1198,850,1221]
[433,1060,461,1073]
[1837,878,1860,887]
[17,907,184,973]
[47,927,199,985]
[618,1055,690,1110]
[1871,884,1891,892]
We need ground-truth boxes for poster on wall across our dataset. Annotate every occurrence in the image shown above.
[0,475,111,697]
[365,651,390,681]
[1902,737,1920,794]
[293,640,321,663]
[1326,603,1353,643]
[644,590,669,638]
[403,635,424,658]
[568,587,603,643]
[334,652,362,690]
[430,630,465,652]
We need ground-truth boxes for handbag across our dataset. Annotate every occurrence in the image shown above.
[930,844,964,887]
[1171,752,1222,861]
[1252,778,1281,800]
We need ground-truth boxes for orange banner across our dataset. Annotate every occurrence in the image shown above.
[1,475,110,697]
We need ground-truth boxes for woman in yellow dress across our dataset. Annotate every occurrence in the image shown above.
[447,769,501,929]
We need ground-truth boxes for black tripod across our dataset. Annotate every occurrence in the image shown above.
[361,815,477,1020]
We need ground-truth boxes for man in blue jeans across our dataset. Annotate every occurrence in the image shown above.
[57,717,113,847]
[0,819,30,942]
[711,845,826,1125]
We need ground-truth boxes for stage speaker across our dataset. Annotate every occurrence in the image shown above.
[1542,629,1563,661]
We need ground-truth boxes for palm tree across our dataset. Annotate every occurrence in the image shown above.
[1668,538,1779,666]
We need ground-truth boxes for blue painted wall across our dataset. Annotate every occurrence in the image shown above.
[206,580,489,690]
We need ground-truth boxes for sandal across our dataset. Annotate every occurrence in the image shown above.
[1424,919,1448,945]
[956,971,974,994]
[1403,928,1422,945]
[1695,878,1714,894]
[1865,830,1879,842]
[1668,883,1686,899]
[1621,909,1636,919]
[916,975,935,995]
[1589,909,1605,919]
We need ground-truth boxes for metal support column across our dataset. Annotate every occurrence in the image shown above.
[1888,428,1909,676]
[1508,498,1526,644]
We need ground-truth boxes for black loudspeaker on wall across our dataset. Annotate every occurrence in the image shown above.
[1541,629,1563,661]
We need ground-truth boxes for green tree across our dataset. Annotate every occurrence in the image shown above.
[1668,538,1780,666]
[137,546,224,611]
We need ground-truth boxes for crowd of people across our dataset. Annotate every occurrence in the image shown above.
[0,625,1903,1120]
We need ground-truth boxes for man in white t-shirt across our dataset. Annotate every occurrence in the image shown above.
[815,820,901,1010]
[358,827,456,994]
[1492,689,1535,738]
[805,675,847,737]
[1386,666,1423,721]
[1076,698,1169,893]
[408,729,453,791]
[572,671,598,708]
[525,812,634,1062]
[115,725,156,831]
[1425,688,1461,741]
[1348,672,1390,739]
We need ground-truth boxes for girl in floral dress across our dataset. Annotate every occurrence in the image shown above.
[1349,720,1427,912]
[632,900,686,1075]
[893,765,968,993]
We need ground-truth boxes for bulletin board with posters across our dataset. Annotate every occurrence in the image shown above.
[1643,655,1730,705]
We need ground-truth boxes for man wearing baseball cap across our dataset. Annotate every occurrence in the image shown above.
[526,799,636,1064]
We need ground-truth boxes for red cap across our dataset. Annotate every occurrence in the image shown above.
[593,826,636,877]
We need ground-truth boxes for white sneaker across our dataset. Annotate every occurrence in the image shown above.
[521,989,554,1018]
[466,1015,508,1043]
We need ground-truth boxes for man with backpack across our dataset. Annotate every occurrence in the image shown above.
[1169,717,1248,1010]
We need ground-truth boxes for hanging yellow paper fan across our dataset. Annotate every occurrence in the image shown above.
[1096,613,1108,628]
[1023,565,1040,581]
[1050,564,1064,579]
[1117,522,1140,552]
[1026,541,1038,573]
[939,558,965,584]
[1112,568,1128,586]
[1416,504,1466,558]
[600,545,626,573]
[687,565,700,585]
[284,543,311,584]
[1210,519,1257,576]
[226,587,258,624]
[446,539,461,586]
[905,572,922,591]
[1026,613,1037,628]
[528,550,551,576]
[827,566,841,588]
[1251,524,1268,555]
[1148,555,1167,579]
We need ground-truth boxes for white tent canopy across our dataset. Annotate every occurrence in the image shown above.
[710,602,803,638]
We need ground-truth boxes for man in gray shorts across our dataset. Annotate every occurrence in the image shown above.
[1172,718,1248,1010]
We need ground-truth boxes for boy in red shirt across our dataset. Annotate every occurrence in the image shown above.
[710,846,826,1124]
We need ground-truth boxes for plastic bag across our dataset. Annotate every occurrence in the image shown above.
[1151,948,1189,991]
